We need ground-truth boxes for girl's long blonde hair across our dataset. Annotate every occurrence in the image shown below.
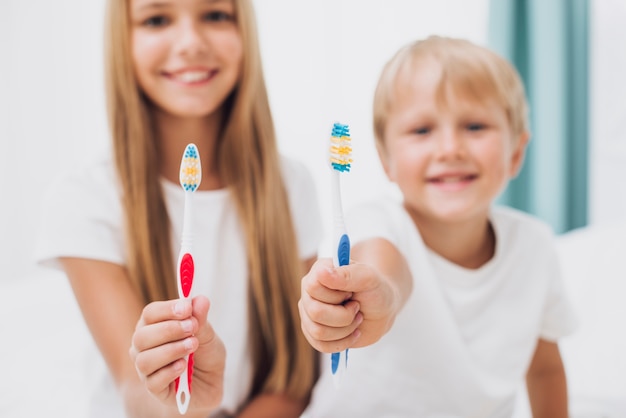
[104,0,317,402]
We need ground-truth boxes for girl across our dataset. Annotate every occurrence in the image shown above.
[36,0,321,416]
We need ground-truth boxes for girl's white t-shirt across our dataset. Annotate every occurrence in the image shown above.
[35,154,322,417]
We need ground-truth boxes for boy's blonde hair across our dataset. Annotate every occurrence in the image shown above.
[373,35,529,150]
[104,0,317,403]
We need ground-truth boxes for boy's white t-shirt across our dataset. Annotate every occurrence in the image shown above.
[304,197,578,418]
[35,154,322,417]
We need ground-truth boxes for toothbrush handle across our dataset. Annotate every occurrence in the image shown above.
[331,233,350,377]
[176,354,193,414]
[176,251,195,414]
[336,234,350,267]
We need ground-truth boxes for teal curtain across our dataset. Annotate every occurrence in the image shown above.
[489,0,589,233]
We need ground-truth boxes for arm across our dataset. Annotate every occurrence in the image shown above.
[299,237,413,352]
[236,393,307,418]
[526,339,569,418]
[60,257,225,418]
[236,256,318,418]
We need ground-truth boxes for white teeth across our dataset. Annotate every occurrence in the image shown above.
[174,71,210,83]
[439,176,465,183]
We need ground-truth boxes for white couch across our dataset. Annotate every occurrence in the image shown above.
[1,221,624,417]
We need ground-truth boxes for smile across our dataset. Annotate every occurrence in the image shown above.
[165,70,217,84]
[429,174,477,183]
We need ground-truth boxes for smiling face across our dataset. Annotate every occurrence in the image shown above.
[130,0,242,118]
[380,59,528,226]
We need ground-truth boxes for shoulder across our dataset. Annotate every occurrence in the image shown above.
[43,153,119,209]
[491,205,555,242]
[38,153,123,238]
[277,154,320,213]
[348,193,405,221]
[277,155,323,257]
[346,193,407,244]
[278,155,315,190]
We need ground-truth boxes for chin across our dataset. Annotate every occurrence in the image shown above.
[424,203,489,224]
[169,105,220,119]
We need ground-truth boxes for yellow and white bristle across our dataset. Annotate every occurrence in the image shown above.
[330,123,352,172]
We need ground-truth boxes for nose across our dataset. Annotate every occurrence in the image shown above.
[435,128,465,160]
[175,18,209,57]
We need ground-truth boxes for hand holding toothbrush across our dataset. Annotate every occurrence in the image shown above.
[130,296,226,414]
[299,123,413,375]
[299,252,409,352]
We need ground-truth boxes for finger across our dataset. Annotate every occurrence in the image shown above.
[191,295,210,325]
[318,263,381,294]
[191,296,221,349]
[300,316,362,353]
[144,357,186,398]
[303,259,353,304]
[301,302,364,343]
[132,317,198,352]
[300,296,360,328]
[136,299,193,329]
[134,336,197,379]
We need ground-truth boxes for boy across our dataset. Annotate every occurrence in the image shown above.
[299,36,578,417]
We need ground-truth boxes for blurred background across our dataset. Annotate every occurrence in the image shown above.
[0,0,624,279]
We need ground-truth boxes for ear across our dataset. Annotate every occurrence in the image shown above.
[376,142,395,182]
[508,131,530,178]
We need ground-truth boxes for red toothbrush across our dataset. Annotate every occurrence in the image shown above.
[175,143,201,414]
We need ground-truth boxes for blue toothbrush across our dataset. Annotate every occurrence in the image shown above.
[328,122,352,387]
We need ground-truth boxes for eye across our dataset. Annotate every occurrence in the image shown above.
[142,15,169,27]
[466,123,486,132]
[413,126,431,136]
[203,11,234,22]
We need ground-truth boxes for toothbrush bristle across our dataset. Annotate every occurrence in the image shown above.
[179,143,202,192]
[329,122,352,172]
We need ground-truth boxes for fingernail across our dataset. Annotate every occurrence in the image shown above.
[356,313,364,325]
[183,338,194,351]
[180,319,193,333]
[173,301,186,316]
[173,302,183,315]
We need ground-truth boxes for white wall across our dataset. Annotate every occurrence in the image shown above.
[1,0,109,282]
[0,0,488,282]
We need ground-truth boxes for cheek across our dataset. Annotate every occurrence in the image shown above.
[132,35,155,85]
[386,145,425,183]
[214,32,243,66]
[132,32,167,74]
[477,141,512,180]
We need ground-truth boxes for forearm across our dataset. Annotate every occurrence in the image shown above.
[353,238,413,317]
[526,370,568,418]
[236,393,307,418]
[526,339,569,418]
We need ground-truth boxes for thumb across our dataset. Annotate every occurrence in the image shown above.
[191,295,212,342]
[320,263,381,294]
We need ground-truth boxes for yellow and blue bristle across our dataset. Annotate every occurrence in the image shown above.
[330,122,352,172]
[180,144,201,192]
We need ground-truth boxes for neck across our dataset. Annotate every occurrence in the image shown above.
[153,109,223,190]
[407,207,495,269]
